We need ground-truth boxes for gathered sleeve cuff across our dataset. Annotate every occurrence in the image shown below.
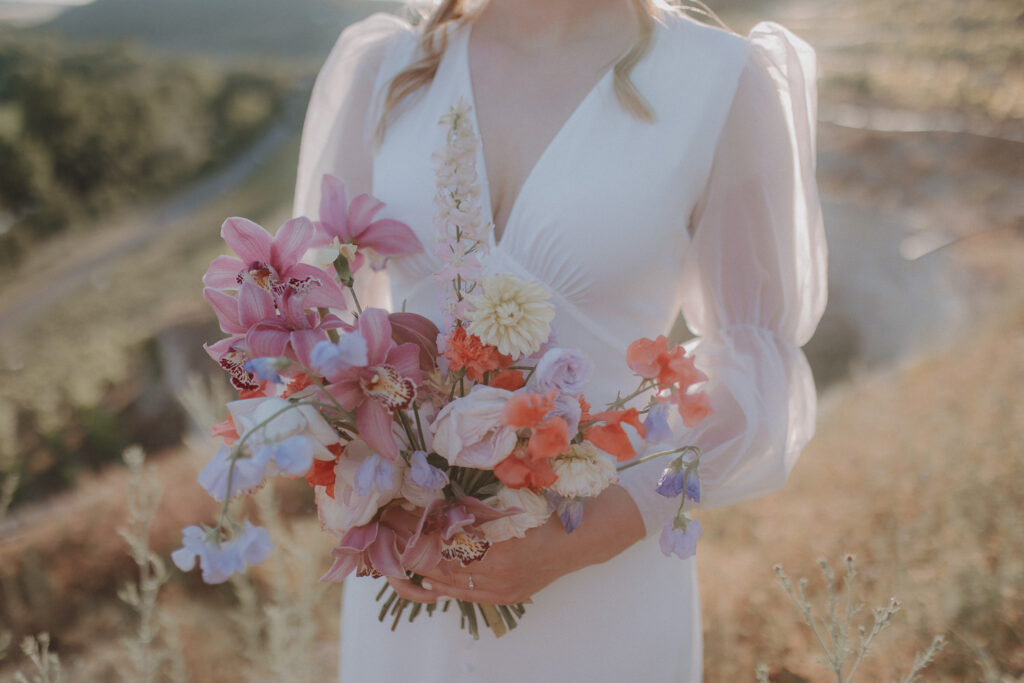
[618,22,828,533]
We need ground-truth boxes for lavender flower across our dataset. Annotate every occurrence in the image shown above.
[311,331,369,376]
[243,357,287,384]
[529,347,593,396]
[263,434,314,477]
[408,450,449,491]
[171,521,273,584]
[198,445,271,502]
[544,490,585,534]
[655,456,701,502]
[659,517,702,560]
[642,403,673,444]
[354,453,394,497]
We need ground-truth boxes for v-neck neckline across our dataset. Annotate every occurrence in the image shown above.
[459,20,616,249]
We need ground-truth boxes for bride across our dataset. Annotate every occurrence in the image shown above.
[293,0,826,680]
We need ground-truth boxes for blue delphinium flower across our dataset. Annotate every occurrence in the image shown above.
[408,450,448,491]
[659,517,702,560]
[354,453,394,497]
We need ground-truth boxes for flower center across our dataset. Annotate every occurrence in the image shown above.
[494,300,523,326]
[360,365,416,411]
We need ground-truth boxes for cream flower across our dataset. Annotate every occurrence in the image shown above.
[465,273,554,359]
[550,442,618,499]
[478,486,552,543]
[316,439,406,535]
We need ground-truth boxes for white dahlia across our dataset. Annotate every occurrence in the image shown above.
[550,442,619,499]
[465,273,554,359]
[478,486,552,543]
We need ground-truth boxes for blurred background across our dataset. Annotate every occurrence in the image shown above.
[0,0,1020,680]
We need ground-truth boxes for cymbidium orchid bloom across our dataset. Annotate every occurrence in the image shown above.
[321,308,424,461]
[320,507,412,582]
[203,215,345,310]
[401,497,513,574]
[314,174,423,273]
[245,289,347,370]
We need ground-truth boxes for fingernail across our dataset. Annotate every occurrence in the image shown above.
[422,581,433,591]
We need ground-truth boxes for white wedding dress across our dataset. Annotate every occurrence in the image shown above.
[293,8,826,682]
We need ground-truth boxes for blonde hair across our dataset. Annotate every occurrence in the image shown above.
[375,0,728,140]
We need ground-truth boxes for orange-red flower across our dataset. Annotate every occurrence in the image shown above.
[584,408,647,462]
[210,415,239,445]
[626,335,707,389]
[527,417,570,460]
[673,391,713,428]
[494,448,558,489]
[282,373,314,398]
[502,390,557,428]
[444,325,512,382]
[489,368,525,391]
[305,442,342,497]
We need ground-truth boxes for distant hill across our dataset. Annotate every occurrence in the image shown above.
[37,0,403,60]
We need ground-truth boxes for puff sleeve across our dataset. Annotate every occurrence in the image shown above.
[618,23,828,531]
[292,13,416,311]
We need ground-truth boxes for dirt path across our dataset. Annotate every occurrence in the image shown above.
[0,86,306,340]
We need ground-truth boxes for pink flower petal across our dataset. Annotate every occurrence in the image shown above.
[318,174,351,240]
[357,219,423,256]
[203,255,244,290]
[271,216,315,271]
[357,308,394,365]
[290,328,328,369]
[246,324,290,359]
[204,336,241,362]
[356,400,399,461]
[385,343,424,384]
[326,377,364,410]
[237,282,275,328]
[204,288,245,334]
[348,194,385,235]
[366,525,405,578]
[222,217,272,264]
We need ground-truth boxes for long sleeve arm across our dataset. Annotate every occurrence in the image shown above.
[292,13,415,312]
[618,22,828,532]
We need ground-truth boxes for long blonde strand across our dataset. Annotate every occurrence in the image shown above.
[376,0,729,138]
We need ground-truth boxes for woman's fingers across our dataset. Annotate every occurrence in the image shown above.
[387,577,439,604]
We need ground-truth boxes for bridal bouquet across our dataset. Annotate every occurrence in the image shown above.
[173,100,711,638]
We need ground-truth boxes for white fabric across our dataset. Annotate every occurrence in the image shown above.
[294,11,826,683]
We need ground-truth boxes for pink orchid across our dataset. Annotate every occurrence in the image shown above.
[319,508,411,582]
[315,174,422,273]
[246,289,347,370]
[401,497,515,574]
[204,281,278,391]
[203,215,346,310]
[323,308,424,461]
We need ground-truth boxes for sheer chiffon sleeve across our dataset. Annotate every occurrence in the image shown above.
[292,13,416,311]
[618,22,828,531]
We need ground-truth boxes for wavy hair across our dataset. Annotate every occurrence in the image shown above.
[374,0,727,140]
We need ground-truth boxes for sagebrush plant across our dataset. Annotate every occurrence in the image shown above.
[117,445,187,683]
[762,554,946,682]
[13,633,61,683]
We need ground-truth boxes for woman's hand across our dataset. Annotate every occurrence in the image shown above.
[387,484,645,605]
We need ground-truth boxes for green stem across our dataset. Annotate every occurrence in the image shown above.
[616,445,701,473]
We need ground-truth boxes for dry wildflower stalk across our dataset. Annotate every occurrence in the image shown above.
[771,554,945,683]
[227,480,331,683]
[13,633,61,683]
[117,445,186,683]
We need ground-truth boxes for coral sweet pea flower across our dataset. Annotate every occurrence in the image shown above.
[322,308,424,461]
[626,335,707,390]
[315,174,423,273]
[203,215,346,310]
[583,408,647,462]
